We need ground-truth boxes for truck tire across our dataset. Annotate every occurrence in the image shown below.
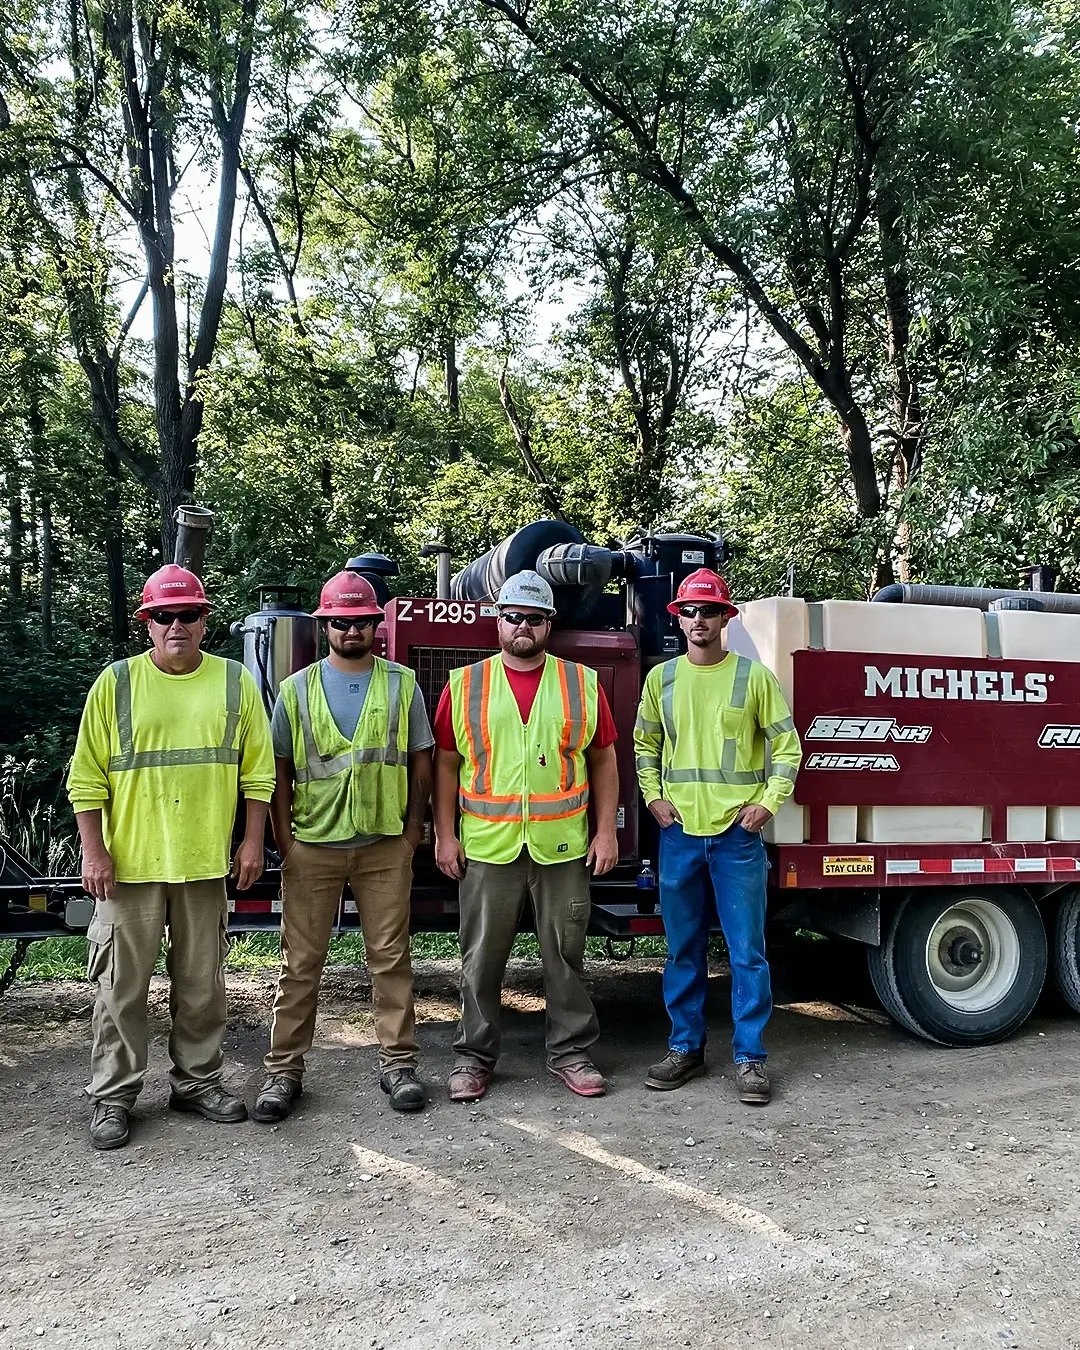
[1052,887,1080,1013]
[867,887,1046,1046]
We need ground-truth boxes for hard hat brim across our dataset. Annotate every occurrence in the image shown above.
[497,602,557,615]
[135,602,212,619]
[666,600,739,618]
[311,603,384,619]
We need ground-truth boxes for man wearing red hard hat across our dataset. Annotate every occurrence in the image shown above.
[633,568,802,1104]
[254,570,434,1121]
[67,564,275,1150]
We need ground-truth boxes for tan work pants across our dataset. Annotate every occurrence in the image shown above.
[86,878,230,1107]
[454,851,599,1070]
[263,836,418,1077]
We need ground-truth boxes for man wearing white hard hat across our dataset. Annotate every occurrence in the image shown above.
[68,565,274,1150]
[432,570,619,1101]
[254,570,434,1121]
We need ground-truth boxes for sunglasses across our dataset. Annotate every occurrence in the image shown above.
[499,611,550,627]
[327,616,377,632]
[678,604,729,619]
[149,608,206,626]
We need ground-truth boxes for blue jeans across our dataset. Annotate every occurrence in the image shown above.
[658,820,771,1063]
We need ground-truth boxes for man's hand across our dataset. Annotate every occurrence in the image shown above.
[81,847,115,903]
[231,836,265,891]
[648,799,682,829]
[435,834,466,879]
[737,804,773,834]
[587,830,619,877]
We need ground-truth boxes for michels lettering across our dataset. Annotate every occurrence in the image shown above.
[863,664,1049,703]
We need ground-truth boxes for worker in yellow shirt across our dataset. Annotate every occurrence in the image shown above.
[67,565,275,1150]
[634,570,801,1105]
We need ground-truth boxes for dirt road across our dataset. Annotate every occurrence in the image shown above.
[1,943,1077,1349]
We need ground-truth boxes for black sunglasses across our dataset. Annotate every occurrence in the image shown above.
[149,608,206,626]
[499,611,550,627]
[678,604,728,619]
[327,616,378,632]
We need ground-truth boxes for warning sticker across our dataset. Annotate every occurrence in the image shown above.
[823,855,876,877]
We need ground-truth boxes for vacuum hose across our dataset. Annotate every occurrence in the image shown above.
[871,583,1080,615]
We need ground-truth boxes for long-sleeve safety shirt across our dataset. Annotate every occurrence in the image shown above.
[634,652,802,837]
[67,651,275,883]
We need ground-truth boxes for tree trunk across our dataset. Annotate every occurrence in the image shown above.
[39,497,53,650]
[7,471,24,604]
[878,190,924,583]
[445,336,461,464]
[103,449,129,659]
[497,364,565,520]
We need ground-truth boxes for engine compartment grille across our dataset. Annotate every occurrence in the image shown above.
[410,646,498,711]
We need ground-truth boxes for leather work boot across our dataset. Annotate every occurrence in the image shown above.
[735,1060,771,1105]
[169,1085,248,1123]
[548,1060,606,1097]
[89,1102,130,1150]
[380,1067,426,1112]
[644,1049,707,1091]
[448,1063,493,1102]
[252,1075,303,1124]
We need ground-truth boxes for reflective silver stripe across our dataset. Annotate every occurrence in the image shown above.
[386,666,403,755]
[109,658,242,772]
[663,768,766,785]
[635,715,662,735]
[459,793,523,819]
[763,716,795,739]
[529,788,590,818]
[770,762,799,782]
[561,661,585,792]
[293,661,408,783]
[730,656,752,710]
[636,754,662,771]
[659,659,679,754]
[468,662,490,796]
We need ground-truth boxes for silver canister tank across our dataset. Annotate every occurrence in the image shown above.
[235,586,319,712]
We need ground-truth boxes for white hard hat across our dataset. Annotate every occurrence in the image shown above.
[496,570,556,613]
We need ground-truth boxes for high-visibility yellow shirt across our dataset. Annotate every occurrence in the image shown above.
[67,651,275,883]
[634,652,802,837]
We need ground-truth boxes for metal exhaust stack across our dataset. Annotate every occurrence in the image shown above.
[173,505,215,576]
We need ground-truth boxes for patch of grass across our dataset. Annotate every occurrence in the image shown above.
[3,929,670,985]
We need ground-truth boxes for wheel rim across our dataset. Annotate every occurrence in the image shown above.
[924,898,1021,1013]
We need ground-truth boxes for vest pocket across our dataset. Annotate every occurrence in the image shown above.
[86,916,114,989]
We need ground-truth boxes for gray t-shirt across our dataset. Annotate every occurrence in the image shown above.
[271,660,434,847]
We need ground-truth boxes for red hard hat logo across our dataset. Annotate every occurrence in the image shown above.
[135,564,211,617]
[667,568,738,617]
[312,570,384,619]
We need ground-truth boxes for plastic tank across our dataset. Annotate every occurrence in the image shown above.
[995,609,1080,841]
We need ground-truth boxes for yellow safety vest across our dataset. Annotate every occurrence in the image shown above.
[449,655,598,865]
[280,657,414,842]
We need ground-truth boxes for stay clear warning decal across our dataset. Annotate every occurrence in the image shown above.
[822,855,876,877]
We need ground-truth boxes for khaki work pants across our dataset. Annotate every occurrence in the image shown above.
[86,879,230,1107]
[263,836,418,1078]
[454,851,599,1070]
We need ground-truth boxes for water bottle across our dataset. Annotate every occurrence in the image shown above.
[637,859,657,914]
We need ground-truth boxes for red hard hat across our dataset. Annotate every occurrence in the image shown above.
[312,570,384,618]
[667,568,739,617]
[135,564,211,618]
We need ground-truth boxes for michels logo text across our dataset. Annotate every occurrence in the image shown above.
[863,665,1049,703]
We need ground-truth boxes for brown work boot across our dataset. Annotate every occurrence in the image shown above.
[448,1063,492,1102]
[380,1067,426,1112]
[89,1102,130,1150]
[548,1060,606,1097]
[169,1085,248,1123]
[735,1060,771,1104]
[252,1075,302,1124]
[644,1049,706,1091]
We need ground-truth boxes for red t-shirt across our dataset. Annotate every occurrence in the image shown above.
[434,660,617,751]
